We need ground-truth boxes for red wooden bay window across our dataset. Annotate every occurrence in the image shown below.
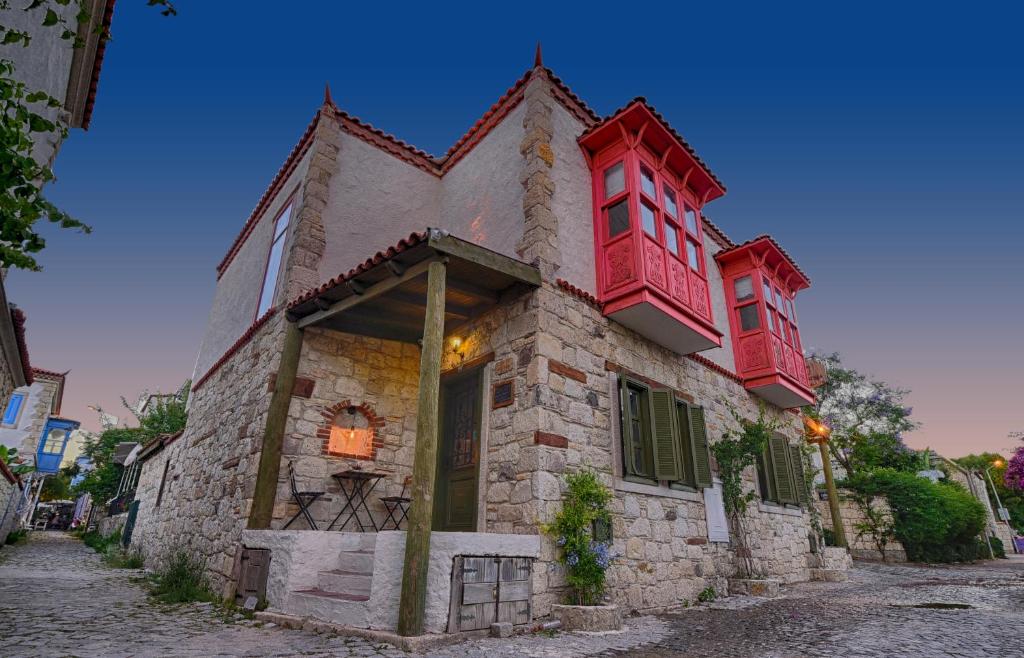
[715,236,814,408]
[581,100,726,356]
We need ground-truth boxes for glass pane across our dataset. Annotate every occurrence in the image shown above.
[628,387,640,416]
[604,162,625,199]
[640,166,656,198]
[685,207,698,234]
[766,308,776,332]
[607,199,630,237]
[43,429,66,454]
[257,236,286,317]
[788,299,797,324]
[274,204,292,239]
[775,288,785,315]
[763,281,774,306]
[734,275,755,302]
[739,304,760,332]
[664,222,679,256]
[641,203,657,238]
[686,239,701,271]
[663,186,678,217]
[781,320,791,342]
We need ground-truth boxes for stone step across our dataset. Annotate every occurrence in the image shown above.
[318,569,372,595]
[289,589,369,628]
[338,550,374,574]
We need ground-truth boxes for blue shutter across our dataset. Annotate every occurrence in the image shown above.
[3,393,24,425]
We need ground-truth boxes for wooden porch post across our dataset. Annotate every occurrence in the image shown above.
[397,259,446,637]
[248,321,303,529]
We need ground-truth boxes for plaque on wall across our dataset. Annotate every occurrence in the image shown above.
[492,380,514,409]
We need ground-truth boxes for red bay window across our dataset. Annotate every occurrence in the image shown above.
[581,100,726,355]
[716,236,814,408]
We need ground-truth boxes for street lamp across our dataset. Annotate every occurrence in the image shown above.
[803,417,848,549]
[983,459,1017,554]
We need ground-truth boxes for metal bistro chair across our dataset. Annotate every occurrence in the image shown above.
[283,461,324,530]
[380,475,412,530]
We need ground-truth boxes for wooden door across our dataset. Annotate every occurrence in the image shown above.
[434,369,482,532]
[448,556,533,632]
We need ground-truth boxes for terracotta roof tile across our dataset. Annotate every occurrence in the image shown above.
[287,231,428,309]
[31,367,65,381]
[715,234,811,285]
[10,307,31,386]
[82,0,116,130]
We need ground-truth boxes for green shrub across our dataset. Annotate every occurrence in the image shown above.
[5,528,27,545]
[988,536,1006,559]
[543,470,616,606]
[697,587,717,603]
[846,468,987,563]
[150,550,216,604]
[104,548,145,569]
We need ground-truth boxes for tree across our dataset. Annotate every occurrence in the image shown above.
[957,452,1024,534]
[72,381,188,502]
[808,353,919,477]
[0,1,174,270]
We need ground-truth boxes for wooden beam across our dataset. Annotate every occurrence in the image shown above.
[428,232,542,288]
[389,290,474,320]
[296,257,442,329]
[247,321,303,530]
[397,260,446,637]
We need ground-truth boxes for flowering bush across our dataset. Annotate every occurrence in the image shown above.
[544,470,617,606]
[1005,447,1024,492]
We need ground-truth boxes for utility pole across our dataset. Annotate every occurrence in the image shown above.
[985,460,1017,554]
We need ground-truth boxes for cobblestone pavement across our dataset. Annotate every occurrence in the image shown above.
[607,557,1024,658]
[2,533,1022,657]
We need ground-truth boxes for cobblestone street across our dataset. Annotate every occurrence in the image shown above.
[2,532,1023,657]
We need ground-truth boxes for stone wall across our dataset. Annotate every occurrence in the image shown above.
[816,495,907,562]
[133,314,287,594]
[0,468,21,545]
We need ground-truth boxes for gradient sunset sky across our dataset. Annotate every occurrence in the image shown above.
[9,2,1022,456]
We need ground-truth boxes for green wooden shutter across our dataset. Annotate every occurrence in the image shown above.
[770,436,796,504]
[619,377,640,478]
[649,389,682,481]
[675,402,695,487]
[689,406,713,489]
[789,444,808,506]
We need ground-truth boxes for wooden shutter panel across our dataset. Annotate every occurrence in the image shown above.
[770,436,796,504]
[619,378,639,478]
[689,406,713,489]
[675,402,696,487]
[650,389,682,481]
[789,444,808,505]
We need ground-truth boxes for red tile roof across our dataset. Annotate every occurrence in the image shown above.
[82,0,116,130]
[555,278,603,311]
[287,231,428,309]
[31,367,66,382]
[10,307,32,386]
[714,234,811,286]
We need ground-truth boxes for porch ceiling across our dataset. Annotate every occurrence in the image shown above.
[286,228,541,343]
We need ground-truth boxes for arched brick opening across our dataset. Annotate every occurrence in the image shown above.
[317,400,384,460]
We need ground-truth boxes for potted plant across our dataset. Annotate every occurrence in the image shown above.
[544,470,622,631]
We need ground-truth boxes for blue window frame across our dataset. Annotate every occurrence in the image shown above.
[35,417,80,474]
[2,393,25,425]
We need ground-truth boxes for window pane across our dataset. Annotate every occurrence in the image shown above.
[663,186,678,217]
[685,207,698,234]
[664,222,679,256]
[734,275,755,302]
[43,429,66,454]
[788,299,797,324]
[641,203,657,238]
[257,236,286,317]
[607,199,630,237]
[774,288,785,315]
[739,304,760,331]
[763,281,774,306]
[640,166,656,198]
[274,204,292,240]
[604,162,625,199]
[686,239,701,271]
[766,308,776,332]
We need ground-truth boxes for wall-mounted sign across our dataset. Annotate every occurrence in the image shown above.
[492,380,514,409]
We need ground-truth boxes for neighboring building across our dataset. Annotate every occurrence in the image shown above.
[133,54,835,633]
[2,0,115,167]
[0,458,24,545]
[0,276,33,413]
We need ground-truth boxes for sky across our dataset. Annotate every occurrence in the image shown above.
[7,2,1023,456]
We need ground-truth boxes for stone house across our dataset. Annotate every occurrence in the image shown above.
[133,52,836,636]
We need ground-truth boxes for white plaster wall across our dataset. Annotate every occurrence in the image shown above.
[318,133,441,281]
[193,151,311,382]
[439,104,526,260]
[550,102,596,292]
[0,380,59,461]
[4,2,76,166]
[700,240,737,372]
[366,531,540,633]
